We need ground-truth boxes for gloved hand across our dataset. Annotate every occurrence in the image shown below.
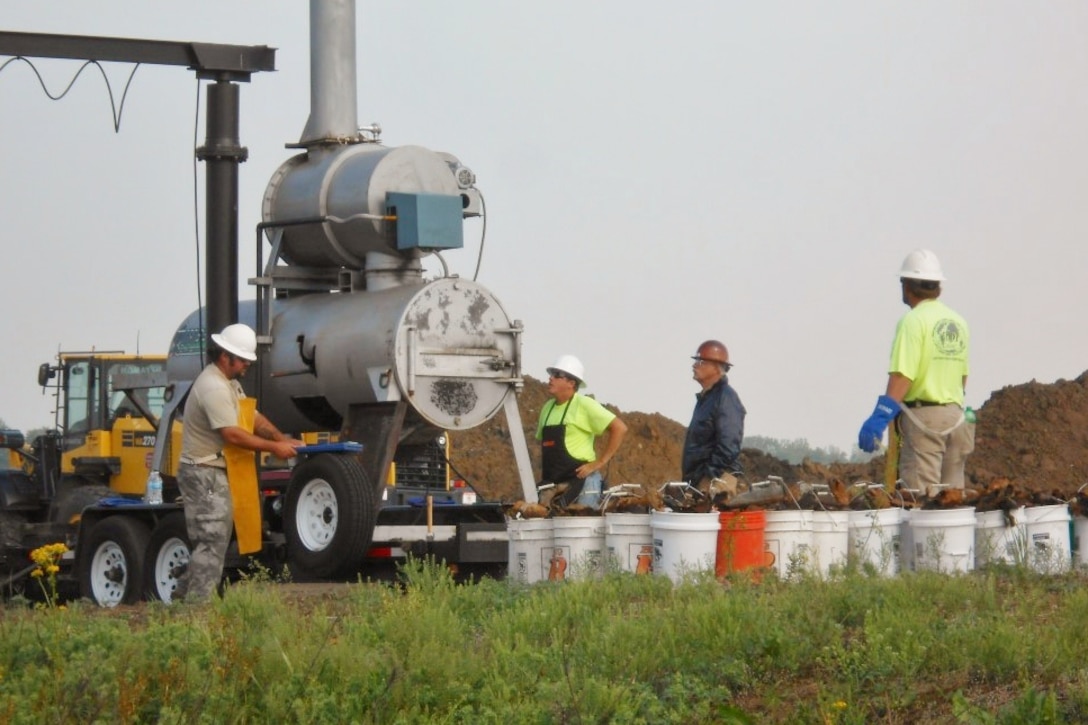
[857,395,901,452]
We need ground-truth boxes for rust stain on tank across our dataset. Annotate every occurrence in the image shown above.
[410,307,432,332]
[456,290,490,337]
[467,291,489,326]
[430,379,478,416]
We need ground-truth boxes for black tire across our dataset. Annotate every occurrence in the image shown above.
[144,513,191,604]
[50,482,112,527]
[79,517,150,607]
[284,454,379,580]
[0,511,30,599]
[0,510,27,552]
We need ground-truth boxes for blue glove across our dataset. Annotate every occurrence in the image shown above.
[857,395,901,452]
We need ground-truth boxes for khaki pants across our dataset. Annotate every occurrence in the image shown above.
[898,405,975,491]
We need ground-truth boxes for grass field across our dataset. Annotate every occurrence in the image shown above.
[2,559,1086,724]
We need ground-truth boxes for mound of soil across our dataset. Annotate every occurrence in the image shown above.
[449,373,1088,503]
[969,371,1088,493]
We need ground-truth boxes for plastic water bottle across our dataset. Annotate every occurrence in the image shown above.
[145,470,163,505]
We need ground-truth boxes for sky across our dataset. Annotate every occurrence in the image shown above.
[2,2,1087,453]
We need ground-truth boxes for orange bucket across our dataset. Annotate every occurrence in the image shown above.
[716,510,767,578]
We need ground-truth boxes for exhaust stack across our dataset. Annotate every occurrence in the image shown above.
[299,0,359,145]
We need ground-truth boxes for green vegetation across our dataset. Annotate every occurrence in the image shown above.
[1,560,1086,723]
[744,435,874,464]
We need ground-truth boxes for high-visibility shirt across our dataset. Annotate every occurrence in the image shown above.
[889,299,970,405]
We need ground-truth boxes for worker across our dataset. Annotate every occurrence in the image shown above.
[536,355,627,508]
[175,323,303,602]
[856,249,973,490]
[682,340,746,493]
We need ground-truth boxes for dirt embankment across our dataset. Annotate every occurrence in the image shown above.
[450,373,1088,503]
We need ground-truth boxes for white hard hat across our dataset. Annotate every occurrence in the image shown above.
[211,323,258,361]
[546,354,585,387]
[899,249,946,282]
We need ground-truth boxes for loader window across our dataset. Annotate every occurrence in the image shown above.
[106,361,167,422]
[65,362,98,434]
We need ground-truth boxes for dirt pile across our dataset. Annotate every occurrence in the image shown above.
[969,371,1088,493]
[449,373,1088,503]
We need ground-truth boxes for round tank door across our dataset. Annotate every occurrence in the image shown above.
[392,278,518,430]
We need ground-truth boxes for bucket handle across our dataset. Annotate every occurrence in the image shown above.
[773,476,804,511]
[805,483,831,511]
[895,486,919,506]
[847,481,886,509]
[1068,481,1088,506]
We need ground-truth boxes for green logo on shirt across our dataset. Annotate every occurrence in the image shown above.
[933,319,967,356]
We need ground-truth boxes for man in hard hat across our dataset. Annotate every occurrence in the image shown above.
[175,323,303,602]
[682,340,746,493]
[856,249,973,491]
[536,355,628,508]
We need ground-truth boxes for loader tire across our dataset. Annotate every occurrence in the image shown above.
[284,454,379,580]
[144,513,190,604]
[0,511,30,598]
[51,482,111,527]
[79,516,150,607]
[0,510,27,551]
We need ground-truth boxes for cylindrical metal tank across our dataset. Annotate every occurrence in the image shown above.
[167,277,521,435]
[262,143,462,269]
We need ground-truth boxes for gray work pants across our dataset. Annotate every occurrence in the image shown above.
[175,463,233,603]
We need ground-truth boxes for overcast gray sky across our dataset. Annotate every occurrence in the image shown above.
[3,2,1087,453]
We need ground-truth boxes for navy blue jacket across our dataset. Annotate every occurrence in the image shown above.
[681,377,746,482]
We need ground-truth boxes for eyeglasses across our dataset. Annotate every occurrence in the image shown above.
[549,372,573,381]
[691,357,733,372]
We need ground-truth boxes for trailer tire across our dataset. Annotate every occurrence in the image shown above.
[144,513,190,604]
[284,454,378,580]
[79,517,150,607]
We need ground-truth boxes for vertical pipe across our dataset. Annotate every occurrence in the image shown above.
[300,0,359,143]
[197,78,248,338]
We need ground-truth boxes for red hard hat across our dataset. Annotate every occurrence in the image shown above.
[693,340,730,365]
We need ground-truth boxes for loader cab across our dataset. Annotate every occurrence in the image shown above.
[40,353,170,493]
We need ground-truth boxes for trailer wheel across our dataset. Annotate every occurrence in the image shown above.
[144,513,190,604]
[79,517,150,607]
[284,454,378,580]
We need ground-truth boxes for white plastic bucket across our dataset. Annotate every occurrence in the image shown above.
[763,509,812,579]
[848,508,904,577]
[1023,504,1071,574]
[974,507,1027,567]
[1074,516,1088,569]
[605,513,654,574]
[506,518,554,584]
[551,516,607,581]
[651,511,720,583]
[910,507,976,573]
[900,508,914,571]
[810,510,850,577]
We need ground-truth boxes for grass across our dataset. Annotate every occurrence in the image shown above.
[1,560,1087,723]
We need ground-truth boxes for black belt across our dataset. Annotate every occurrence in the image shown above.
[905,400,946,408]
